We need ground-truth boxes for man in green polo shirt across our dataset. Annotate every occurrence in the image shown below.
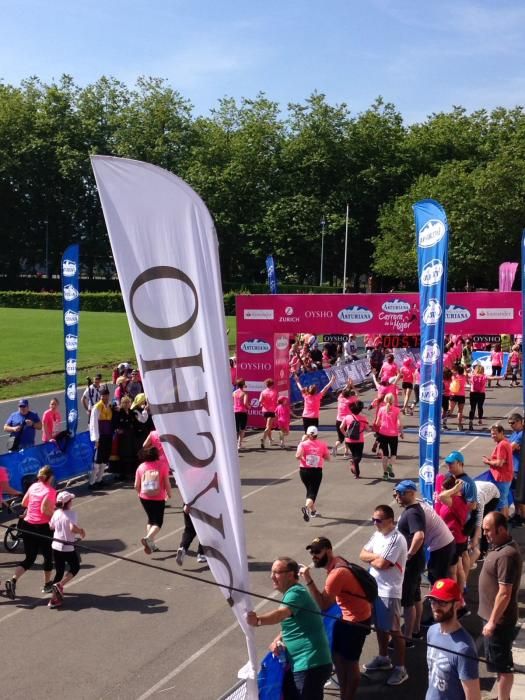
[247,557,332,699]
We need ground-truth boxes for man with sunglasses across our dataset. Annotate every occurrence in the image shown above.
[360,504,408,686]
[300,537,372,700]
[246,557,332,699]
[425,578,480,699]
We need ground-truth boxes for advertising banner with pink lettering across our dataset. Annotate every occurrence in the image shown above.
[91,156,258,696]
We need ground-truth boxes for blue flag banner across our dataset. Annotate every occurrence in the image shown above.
[266,255,279,294]
[413,200,449,502]
[61,244,80,436]
[522,229,525,410]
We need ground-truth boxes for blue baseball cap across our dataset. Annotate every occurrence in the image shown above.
[444,451,464,464]
[18,399,29,407]
[394,480,418,494]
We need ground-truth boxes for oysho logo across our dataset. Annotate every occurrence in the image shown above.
[418,219,446,248]
[337,306,373,324]
[419,461,435,484]
[238,361,273,371]
[420,380,439,404]
[381,299,410,314]
[67,383,77,400]
[420,259,444,287]
[65,334,78,351]
[63,284,79,301]
[64,310,79,326]
[240,339,271,354]
[421,340,441,364]
[422,299,442,325]
[62,259,77,277]
[445,305,471,323]
[66,358,77,376]
[275,336,289,351]
[419,421,437,444]
[68,409,78,425]
[305,310,333,318]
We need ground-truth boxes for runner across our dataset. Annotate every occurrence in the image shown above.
[340,400,369,478]
[275,395,291,449]
[48,491,85,609]
[134,446,172,555]
[333,388,356,457]
[442,368,453,430]
[258,378,278,449]
[449,366,467,432]
[375,393,403,480]
[232,378,249,450]
[468,364,487,430]
[294,372,335,433]
[295,426,331,521]
[490,342,504,387]
[400,356,415,415]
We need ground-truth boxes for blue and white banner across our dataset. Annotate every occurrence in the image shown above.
[265,255,279,294]
[522,229,525,411]
[413,200,449,502]
[61,243,80,437]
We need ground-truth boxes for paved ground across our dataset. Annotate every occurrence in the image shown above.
[0,380,524,699]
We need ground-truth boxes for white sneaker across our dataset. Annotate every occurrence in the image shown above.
[197,553,207,564]
[363,656,393,672]
[175,547,186,566]
[386,667,409,686]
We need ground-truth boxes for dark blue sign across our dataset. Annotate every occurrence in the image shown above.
[266,255,279,294]
[62,244,80,436]
[414,200,449,502]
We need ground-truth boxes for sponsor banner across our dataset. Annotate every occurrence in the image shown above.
[414,199,449,502]
[265,255,279,294]
[472,334,504,344]
[237,332,276,429]
[91,156,258,691]
[61,244,80,436]
[523,230,525,412]
[235,292,521,334]
[323,334,348,344]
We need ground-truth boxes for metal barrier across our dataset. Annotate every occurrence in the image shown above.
[217,680,247,700]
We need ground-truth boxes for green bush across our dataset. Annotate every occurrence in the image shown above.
[0,291,125,311]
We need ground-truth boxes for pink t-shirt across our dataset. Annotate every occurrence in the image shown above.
[336,394,352,421]
[340,414,369,443]
[25,481,57,525]
[510,351,520,367]
[450,374,467,397]
[434,474,469,544]
[470,374,487,393]
[276,402,290,430]
[302,393,322,419]
[233,389,248,413]
[491,351,504,367]
[378,384,399,406]
[400,366,414,383]
[296,439,329,469]
[42,408,61,442]
[135,460,170,500]
[260,388,278,413]
[376,405,401,437]
[380,362,398,381]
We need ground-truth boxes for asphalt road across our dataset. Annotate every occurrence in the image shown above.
[0,381,522,699]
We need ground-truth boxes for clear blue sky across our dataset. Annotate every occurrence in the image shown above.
[1,0,524,123]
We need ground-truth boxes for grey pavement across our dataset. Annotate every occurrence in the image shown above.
[0,380,523,699]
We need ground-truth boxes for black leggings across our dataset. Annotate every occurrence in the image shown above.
[302,417,319,433]
[19,521,54,572]
[468,392,485,420]
[299,468,323,501]
[52,549,80,583]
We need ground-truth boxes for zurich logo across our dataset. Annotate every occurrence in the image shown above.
[68,409,78,425]
[67,383,77,400]
[64,310,79,326]
[62,259,77,277]
[419,421,437,444]
[241,339,271,354]
[445,305,471,323]
[285,307,294,316]
[418,219,446,248]
[337,305,373,324]
[419,460,435,485]
[381,298,410,314]
[65,334,78,351]
[422,299,442,325]
[420,259,444,287]
[275,336,289,351]
[66,359,77,376]
[63,284,79,301]
[420,380,439,404]
[421,341,441,364]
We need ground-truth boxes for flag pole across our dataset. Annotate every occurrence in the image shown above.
[343,203,349,293]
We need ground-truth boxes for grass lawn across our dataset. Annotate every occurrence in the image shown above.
[0,308,237,400]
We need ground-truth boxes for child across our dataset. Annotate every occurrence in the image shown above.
[48,491,85,609]
[275,396,291,449]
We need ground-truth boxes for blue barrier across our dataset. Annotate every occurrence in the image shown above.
[0,431,93,491]
[290,369,332,404]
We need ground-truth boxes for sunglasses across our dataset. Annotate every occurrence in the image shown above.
[372,517,384,523]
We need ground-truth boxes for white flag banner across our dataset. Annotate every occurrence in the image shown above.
[91,156,257,693]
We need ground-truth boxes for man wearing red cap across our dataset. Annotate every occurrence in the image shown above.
[425,578,480,699]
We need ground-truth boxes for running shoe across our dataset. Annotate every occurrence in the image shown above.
[331,446,337,457]
[175,547,186,566]
[151,542,160,552]
[42,582,54,594]
[260,440,265,450]
[52,583,64,602]
[301,506,310,522]
[362,656,393,672]
[5,578,16,600]
[383,471,389,480]
[48,595,63,609]
[197,553,207,564]
[387,464,395,479]
[350,462,356,476]
[141,537,153,555]
[386,667,409,686]
[310,510,319,518]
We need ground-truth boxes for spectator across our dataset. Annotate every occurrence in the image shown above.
[81,374,102,417]
[127,368,144,400]
[360,504,408,686]
[114,375,129,407]
[3,399,42,451]
[507,413,524,525]
[246,557,332,700]
[301,537,372,700]
[417,499,455,585]
[88,385,113,488]
[425,578,480,700]
[42,397,61,443]
[470,480,500,565]
[175,504,207,566]
[479,512,522,700]
[344,334,358,362]
[482,424,514,518]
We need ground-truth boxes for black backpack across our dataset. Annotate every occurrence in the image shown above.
[345,416,361,441]
[333,557,378,603]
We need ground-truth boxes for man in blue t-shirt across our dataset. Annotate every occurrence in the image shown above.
[425,578,480,700]
[3,399,42,451]
[444,451,477,506]
[507,413,524,524]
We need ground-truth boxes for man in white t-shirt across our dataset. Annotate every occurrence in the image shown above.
[360,504,408,686]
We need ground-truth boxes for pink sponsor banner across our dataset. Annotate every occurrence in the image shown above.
[236,332,276,429]
[236,292,521,335]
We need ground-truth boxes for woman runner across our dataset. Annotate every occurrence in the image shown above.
[294,372,335,433]
[375,393,404,480]
[295,426,331,521]
[232,379,249,450]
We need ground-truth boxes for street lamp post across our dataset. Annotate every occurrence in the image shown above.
[320,216,326,285]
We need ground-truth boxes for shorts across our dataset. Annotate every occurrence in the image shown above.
[427,541,455,585]
[373,596,401,632]
[263,411,275,419]
[401,382,413,390]
[335,419,345,443]
[483,622,518,673]
[401,562,423,606]
[451,540,469,565]
[377,434,398,457]
[492,366,502,377]
[442,395,450,412]
[332,617,371,661]
[450,395,465,405]
[235,412,248,432]
[349,442,364,462]
[140,497,166,528]
[495,481,511,511]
